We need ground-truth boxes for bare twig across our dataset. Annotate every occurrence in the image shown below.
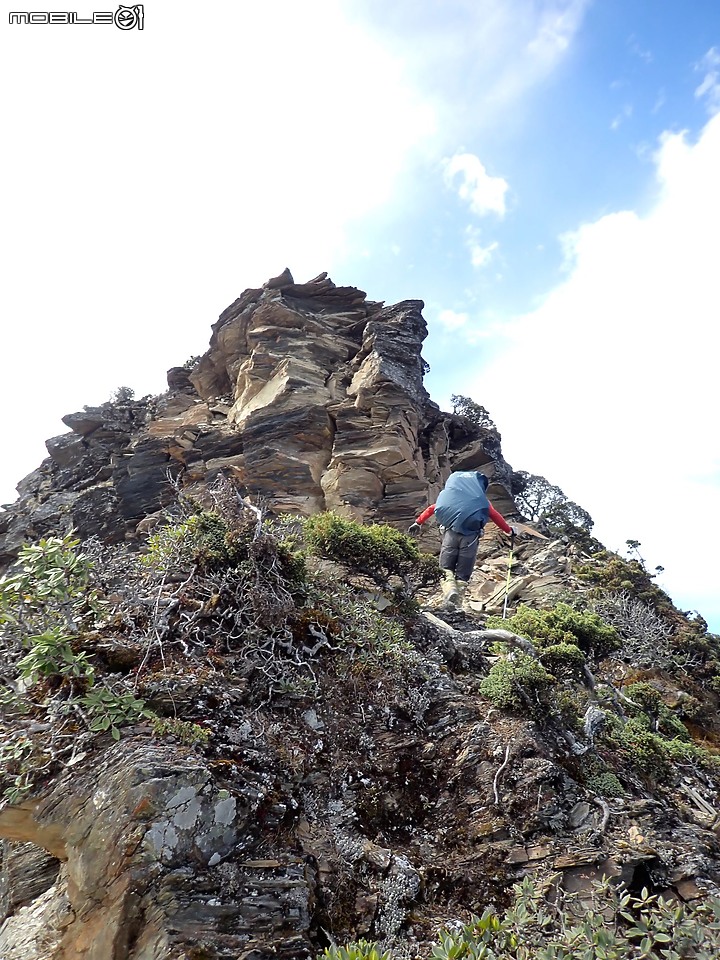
[493,743,511,806]
[592,796,611,836]
[597,682,640,711]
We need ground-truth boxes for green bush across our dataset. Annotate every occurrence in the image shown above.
[488,603,619,660]
[80,687,149,741]
[0,535,100,637]
[301,513,440,589]
[539,641,586,680]
[431,877,720,959]
[612,715,673,775]
[585,771,626,798]
[577,551,676,619]
[0,535,150,744]
[0,536,101,686]
[479,654,555,711]
[142,510,252,573]
[150,717,211,746]
[625,682,691,741]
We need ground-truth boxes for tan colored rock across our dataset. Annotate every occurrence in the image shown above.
[0,272,518,561]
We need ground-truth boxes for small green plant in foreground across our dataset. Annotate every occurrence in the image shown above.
[319,877,720,959]
[16,628,95,686]
[320,941,391,960]
[0,536,150,744]
[0,535,100,637]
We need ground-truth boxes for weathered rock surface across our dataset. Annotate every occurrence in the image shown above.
[0,270,514,566]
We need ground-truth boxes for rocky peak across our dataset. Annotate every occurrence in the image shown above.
[0,270,514,566]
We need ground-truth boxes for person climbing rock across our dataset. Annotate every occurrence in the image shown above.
[408,471,517,609]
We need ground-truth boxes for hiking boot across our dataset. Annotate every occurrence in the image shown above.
[438,570,460,608]
[456,580,473,613]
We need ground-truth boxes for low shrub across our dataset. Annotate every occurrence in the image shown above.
[479,653,555,712]
[539,641,587,680]
[585,770,627,797]
[625,682,691,741]
[142,510,254,574]
[488,602,619,660]
[150,717,211,746]
[301,513,441,590]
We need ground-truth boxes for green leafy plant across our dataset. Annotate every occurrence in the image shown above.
[16,628,95,686]
[0,536,102,686]
[325,877,720,959]
[319,941,391,960]
[0,736,37,804]
[80,687,149,740]
[0,535,99,634]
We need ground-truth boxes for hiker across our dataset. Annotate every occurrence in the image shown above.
[408,471,517,608]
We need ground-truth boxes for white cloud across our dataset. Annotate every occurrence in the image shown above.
[695,47,720,114]
[652,89,666,114]
[470,241,499,268]
[346,0,590,134]
[628,36,653,65]
[462,112,720,626]
[444,154,508,217]
[437,309,469,331]
[0,0,437,504]
[465,227,499,268]
[610,103,633,130]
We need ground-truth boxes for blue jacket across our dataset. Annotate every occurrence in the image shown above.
[434,471,490,536]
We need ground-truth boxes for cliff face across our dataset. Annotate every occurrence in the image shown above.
[1,273,719,960]
[0,270,512,567]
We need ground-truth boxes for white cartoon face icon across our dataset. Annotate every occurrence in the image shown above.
[114,4,143,30]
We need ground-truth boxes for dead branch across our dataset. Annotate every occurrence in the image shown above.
[420,613,539,658]
[493,743,511,806]
[591,796,611,836]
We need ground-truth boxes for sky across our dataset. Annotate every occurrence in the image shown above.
[1,0,719,629]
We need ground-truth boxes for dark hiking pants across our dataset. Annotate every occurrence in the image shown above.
[439,529,480,582]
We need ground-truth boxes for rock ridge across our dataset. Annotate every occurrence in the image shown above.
[0,270,515,566]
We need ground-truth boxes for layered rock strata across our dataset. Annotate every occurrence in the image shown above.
[0,271,515,566]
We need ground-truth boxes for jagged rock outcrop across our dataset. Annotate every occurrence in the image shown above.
[0,270,514,567]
